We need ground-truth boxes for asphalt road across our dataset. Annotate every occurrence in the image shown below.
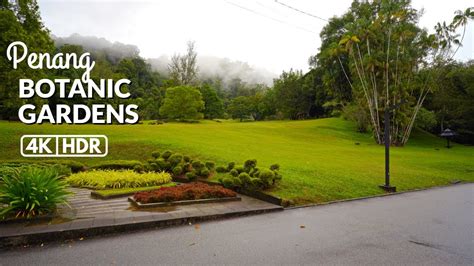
[1,184,473,265]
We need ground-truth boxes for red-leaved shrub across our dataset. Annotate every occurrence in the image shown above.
[134,182,237,203]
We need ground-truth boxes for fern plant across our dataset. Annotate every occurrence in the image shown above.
[0,166,71,219]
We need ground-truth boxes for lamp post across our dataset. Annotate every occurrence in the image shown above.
[440,128,455,148]
[379,100,405,193]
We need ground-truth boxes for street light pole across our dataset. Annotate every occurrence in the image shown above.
[379,100,405,193]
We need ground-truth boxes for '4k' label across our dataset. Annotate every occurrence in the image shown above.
[21,135,108,157]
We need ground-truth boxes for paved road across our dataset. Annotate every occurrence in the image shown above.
[1,184,473,265]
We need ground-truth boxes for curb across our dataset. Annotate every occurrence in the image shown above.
[0,205,283,250]
[285,182,471,210]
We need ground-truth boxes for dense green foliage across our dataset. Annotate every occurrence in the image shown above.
[66,170,172,189]
[423,61,474,144]
[159,86,205,120]
[0,166,70,219]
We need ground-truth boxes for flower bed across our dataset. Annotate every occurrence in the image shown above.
[133,182,237,204]
[66,170,172,189]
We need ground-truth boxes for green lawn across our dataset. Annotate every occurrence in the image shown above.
[1,118,473,204]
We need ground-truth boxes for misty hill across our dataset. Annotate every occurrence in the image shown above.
[53,34,276,86]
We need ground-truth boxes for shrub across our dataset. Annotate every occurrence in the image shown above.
[244,159,257,170]
[216,166,227,173]
[258,169,275,187]
[0,166,70,219]
[342,103,369,133]
[92,160,143,171]
[183,155,191,162]
[229,177,242,187]
[161,150,173,160]
[168,154,183,167]
[218,160,283,191]
[205,161,215,170]
[134,182,237,203]
[270,164,280,171]
[227,162,235,171]
[151,151,161,159]
[133,164,145,173]
[415,107,437,131]
[221,177,235,189]
[235,166,245,174]
[172,166,183,176]
[238,173,251,187]
[199,168,210,178]
[155,158,171,171]
[186,171,197,181]
[66,170,172,189]
[192,160,204,170]
[229,169,239,177]
[0,160,84,173]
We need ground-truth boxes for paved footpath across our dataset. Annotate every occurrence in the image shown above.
[1,184,473,265]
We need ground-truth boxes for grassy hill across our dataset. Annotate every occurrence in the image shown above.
[1,118,473,204]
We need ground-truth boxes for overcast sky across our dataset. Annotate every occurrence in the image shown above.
[40,0,474,74]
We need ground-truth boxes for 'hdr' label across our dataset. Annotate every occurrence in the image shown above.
[20,135,108,157]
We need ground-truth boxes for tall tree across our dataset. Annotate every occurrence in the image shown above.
[168,41,198,86]
[273,69,314,120]
[159,86,204,120]
[198,84,224,119]
[332,1,472,145]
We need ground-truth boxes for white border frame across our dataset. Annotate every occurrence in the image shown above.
[20,135,108,157]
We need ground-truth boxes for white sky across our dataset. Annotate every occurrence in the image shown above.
[40,0,474,74]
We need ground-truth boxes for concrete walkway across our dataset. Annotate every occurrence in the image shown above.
[1,183,472,265]
[0,188,282,247]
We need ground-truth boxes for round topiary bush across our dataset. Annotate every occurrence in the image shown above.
[229,169,239,177]
[244,159,257,170]
[235,166,245,174]
[270,164,280,171]
[192,160,204,170]
[151,151,160,159]
[205,161,215,170]
[161,150,173,160]
[258,169,275,187]
[227,162,235,171]
[238,172,251,184]
[216,166,227,173]
[221,177,234,188]
[183,155,191,162]
[172,166,183,176]
[200,168,210,178]
[232,177,242,187]
[186,171,197,181]
[168,154,183,167]
[156,158,171,171]
[133,164,144,173]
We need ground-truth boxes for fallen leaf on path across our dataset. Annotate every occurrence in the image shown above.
[195,224,200,230]
[189,243,196,246]
[300,225,306,228]
[79,237,84,241]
